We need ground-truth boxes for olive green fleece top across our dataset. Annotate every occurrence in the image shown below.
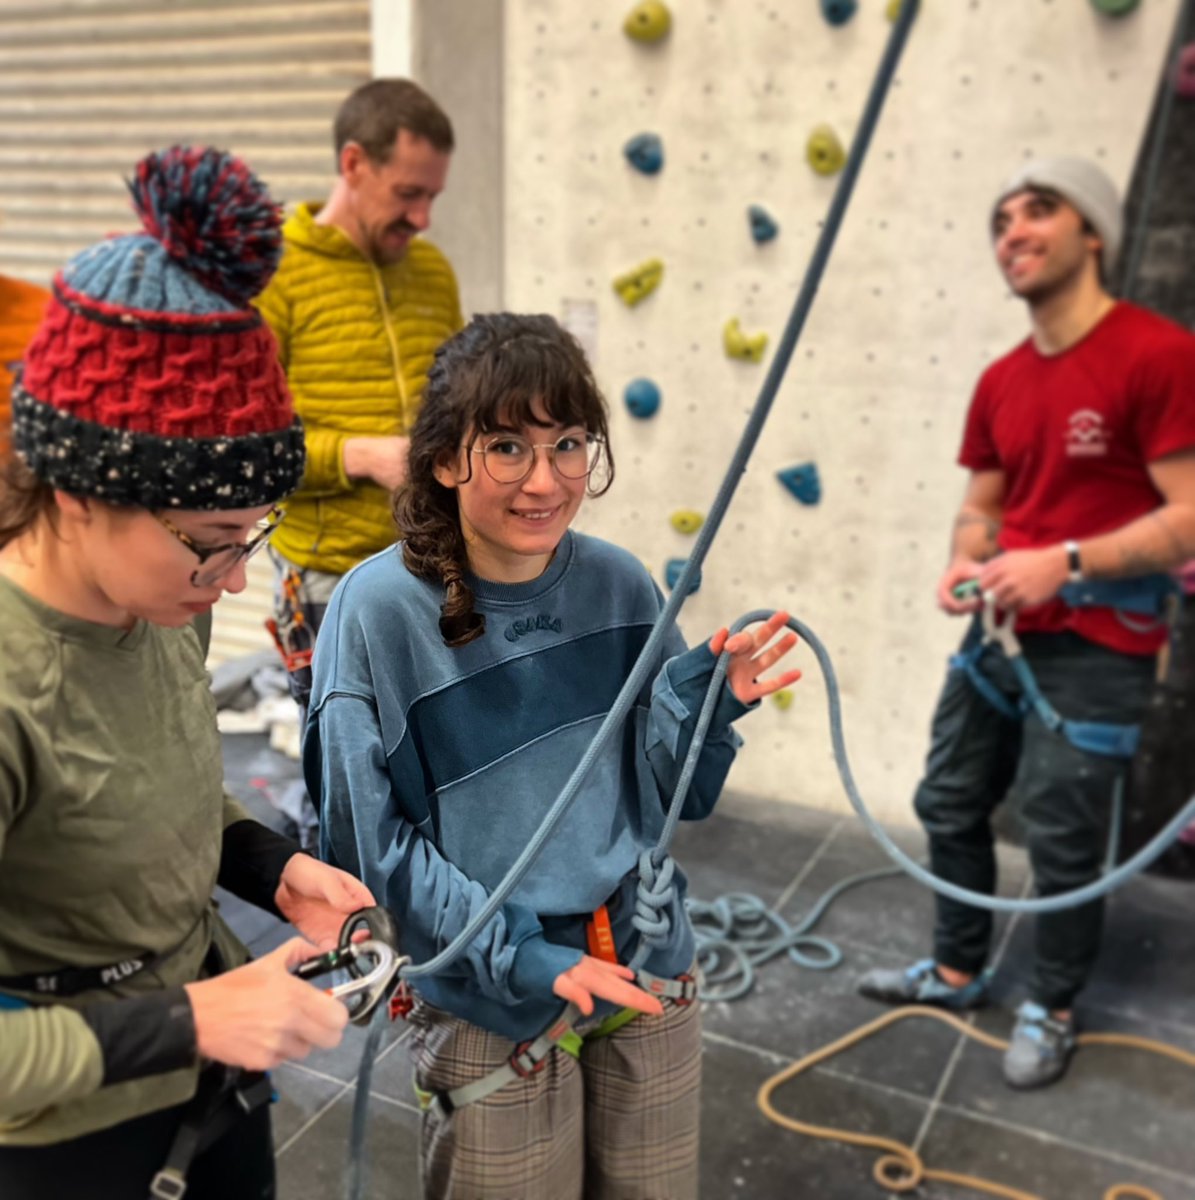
[0,576,250,1144]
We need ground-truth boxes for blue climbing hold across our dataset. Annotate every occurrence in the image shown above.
[665,557,702,595]
[777,462,821,505]
[748,204,779,244]
[821,0,857,25]
[624,377,661,419]
[624,132,664,175]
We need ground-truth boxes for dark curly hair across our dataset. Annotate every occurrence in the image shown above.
[393,313,614,647]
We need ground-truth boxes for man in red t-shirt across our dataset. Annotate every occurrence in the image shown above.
[858,157,1195,1089]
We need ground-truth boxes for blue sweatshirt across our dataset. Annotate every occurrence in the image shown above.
[305,530,750,1040]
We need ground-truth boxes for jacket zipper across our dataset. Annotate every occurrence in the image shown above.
[371,266,410,428]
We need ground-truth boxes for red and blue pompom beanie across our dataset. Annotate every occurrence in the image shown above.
[12,146,305,510]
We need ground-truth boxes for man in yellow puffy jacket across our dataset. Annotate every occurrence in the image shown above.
[255,78,463,842]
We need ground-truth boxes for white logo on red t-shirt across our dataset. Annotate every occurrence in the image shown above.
[1065,409,1109,457]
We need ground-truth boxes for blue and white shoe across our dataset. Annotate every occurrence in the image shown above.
[857,958,990,1011]
[1002,1000,1076,1089]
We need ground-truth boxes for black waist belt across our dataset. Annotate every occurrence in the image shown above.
[0,911,209,999]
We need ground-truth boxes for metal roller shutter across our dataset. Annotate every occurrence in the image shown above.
[0,0,371,667]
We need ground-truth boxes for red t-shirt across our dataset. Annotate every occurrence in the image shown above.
[959,302,1195,656]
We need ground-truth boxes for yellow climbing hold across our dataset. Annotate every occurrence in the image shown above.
[670,509,704,535]
[885,0,904,18]
[771,689,795,711]
[806,124,846,176]
[623,0,672,43]
[613,258,664,307]
[723,317,768,363]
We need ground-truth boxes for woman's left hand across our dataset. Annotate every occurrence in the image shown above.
[275,855,378,951]
[709,610,803,705]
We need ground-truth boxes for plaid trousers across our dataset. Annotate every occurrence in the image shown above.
[407,992,702,1200]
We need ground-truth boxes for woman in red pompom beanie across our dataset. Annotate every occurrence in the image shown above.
[0,147,377,1198]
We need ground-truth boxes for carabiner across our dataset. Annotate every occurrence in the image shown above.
[294,906,409,1025]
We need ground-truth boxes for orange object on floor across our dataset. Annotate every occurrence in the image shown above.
[0,273,50,464]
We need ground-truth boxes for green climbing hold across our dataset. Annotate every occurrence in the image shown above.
[1090,0,1139,14]
[807,125,846,176]
[723,317,768,363]
[670,509,704,535]
[613,258,664,307]
[623,1,672,42]
[771,688,795,711]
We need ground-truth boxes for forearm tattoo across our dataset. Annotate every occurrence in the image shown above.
[953,511,999,555]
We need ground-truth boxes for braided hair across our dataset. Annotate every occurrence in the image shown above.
[393,313,614,647]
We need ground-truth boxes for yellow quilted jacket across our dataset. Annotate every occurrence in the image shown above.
[255,203,463,575]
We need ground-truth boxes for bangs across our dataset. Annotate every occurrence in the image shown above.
[471,337,604,435]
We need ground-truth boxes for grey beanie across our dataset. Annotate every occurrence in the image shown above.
[992,156,1123,268]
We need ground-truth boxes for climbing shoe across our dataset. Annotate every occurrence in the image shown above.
[1002,1000,1075,1089]
[857,958,990,1011]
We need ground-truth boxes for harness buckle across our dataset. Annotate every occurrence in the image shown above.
[673,972,698,1006]
[509,1040,548,1079]
[149,1169,188,1200]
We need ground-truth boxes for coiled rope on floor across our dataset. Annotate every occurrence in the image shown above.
[756,1005,1195,1200]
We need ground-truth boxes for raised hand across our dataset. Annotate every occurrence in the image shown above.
[709,610,803,705]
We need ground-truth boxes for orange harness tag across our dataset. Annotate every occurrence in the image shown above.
[586,904,619,964]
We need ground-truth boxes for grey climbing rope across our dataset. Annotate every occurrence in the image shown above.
[343,7,923,1193]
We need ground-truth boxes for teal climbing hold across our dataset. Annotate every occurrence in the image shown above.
[624,378,661,419]
[625,132,664,175]
[665,557,701,594]
[821,0,857,26]
[777,463,821,506]
[748,204,779,244]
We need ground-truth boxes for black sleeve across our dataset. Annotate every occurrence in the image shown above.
[80,987,197,1086]
[218,819,302,919]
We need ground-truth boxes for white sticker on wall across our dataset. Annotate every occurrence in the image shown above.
[561,298,599,364]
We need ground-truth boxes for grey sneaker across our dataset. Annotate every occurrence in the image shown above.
[857,958,990,1011]
[1002,1000,1076,1089]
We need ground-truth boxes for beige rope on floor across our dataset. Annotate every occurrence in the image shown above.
[756,1005,1195,1200]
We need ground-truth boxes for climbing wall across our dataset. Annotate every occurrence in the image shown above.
[503,0,1181,822]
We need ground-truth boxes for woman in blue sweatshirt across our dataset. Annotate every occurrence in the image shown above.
[306,313,800,1199]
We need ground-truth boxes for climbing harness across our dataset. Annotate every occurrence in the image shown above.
[949,584,1174,760]
[149,1065,274,1200]
[408,966,698,1120]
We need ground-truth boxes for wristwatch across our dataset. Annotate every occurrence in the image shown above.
[1063,539,1083,584]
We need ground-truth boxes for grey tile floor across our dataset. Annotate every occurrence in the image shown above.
[221,734,1195,1200]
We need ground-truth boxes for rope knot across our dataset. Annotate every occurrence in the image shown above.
[632,850,677,947]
